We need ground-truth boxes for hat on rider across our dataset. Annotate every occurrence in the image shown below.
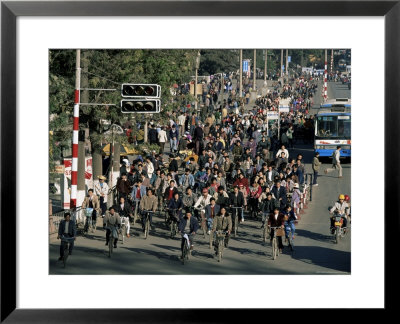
[339,194,345,200]
[344,195,350,202]
[293,183,299,189]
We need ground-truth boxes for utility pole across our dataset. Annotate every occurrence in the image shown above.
[70,49,80,209]
[280,49,283,78]
[286,49,289,76]
[264,49,267,83]
[253,49,256,91]
[239,49,243,98]
[331,49,334,73]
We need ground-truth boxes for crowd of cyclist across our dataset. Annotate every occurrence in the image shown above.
[58,72,349,259]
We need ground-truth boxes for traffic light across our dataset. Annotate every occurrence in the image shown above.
[121,99,160,113]
[121,84,161,98]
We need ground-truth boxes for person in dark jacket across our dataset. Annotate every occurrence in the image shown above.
[168,155,179,173]
[260,192,278,228]
[163,180,179,202]
[193,123,204,155]
[271,180,287,211]
[167,192,184,222]
[116,173,131,200]
[267,207,285,252]
[229,185,245,222]
[178,210,199,254]
[57,212,76,260]
[148,124,159,145]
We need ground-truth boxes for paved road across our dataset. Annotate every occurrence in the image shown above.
[50,80,351,275]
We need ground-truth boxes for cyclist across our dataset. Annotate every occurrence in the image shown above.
[205,197,220,234]
[178,210,199,256]
[283,204,297,242]
[117,196,132,238]
[103,206,121,249]
[213,185,230,208]
[167,192,184,224]
[212,206,232,252]
[179,168,195,192]
[267,207,285,253]
[163,180,179,204]
[194,187,212,226]
[329,194,350,233]
[139,188,158,232]
[81,188,100,232]
[229,185,245,223]
[260,192,278,228]
[57,212,76,261]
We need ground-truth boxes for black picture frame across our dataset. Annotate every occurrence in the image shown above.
[1,0,396,322]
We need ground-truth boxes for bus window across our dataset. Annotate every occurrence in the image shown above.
[316,116,337,137]
[338,118,351,138]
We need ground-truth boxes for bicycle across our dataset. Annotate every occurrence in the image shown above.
[214,230,228,262]
[166,208,180,239]
[181,233,192,264]
[83,207,95,235]
[132,198,141,227]
[141,210,156,239]
[105,226,118,258]
[230,206,242,238]
[270,226,284,260]
[120,217,127,244]
[60,235,74,268]
[263,223,271,243]
[195,206,207,239]
[284,225,295,251]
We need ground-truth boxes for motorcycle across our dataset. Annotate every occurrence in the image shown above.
[331,210,348,244]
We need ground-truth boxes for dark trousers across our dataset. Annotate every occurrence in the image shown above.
[313,170,318,184]
[106,228,118,246]
[100,196,107,216]
[159,142,165,154]
[60,234,74,257]
[141,211,154,229]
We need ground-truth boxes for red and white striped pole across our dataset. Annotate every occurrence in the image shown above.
[324,49,328,101]
[70,49,81,209]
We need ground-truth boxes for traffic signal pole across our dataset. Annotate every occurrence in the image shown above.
[239,49,243,98]
[70,49,81,209]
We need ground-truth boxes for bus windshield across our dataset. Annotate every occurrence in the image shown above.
[316,115,351,139]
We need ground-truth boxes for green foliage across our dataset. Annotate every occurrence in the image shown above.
[198,50,239,75]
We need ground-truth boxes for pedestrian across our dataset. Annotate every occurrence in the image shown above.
[158,126,168,155]
[312,152,321,186]
[324,146,342,178]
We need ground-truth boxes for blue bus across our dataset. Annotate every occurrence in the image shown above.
[315,99,351,158]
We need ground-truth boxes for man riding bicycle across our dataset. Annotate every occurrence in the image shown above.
[194,187,212,225]
[178,210,199,257]
[139,188,158,232]
[57,212,76,261]
[103,206,121,249]
[329,194,350,233]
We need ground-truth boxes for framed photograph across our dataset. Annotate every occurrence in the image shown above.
[1,0,396,321]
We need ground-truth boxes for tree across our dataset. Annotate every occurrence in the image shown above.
[198,50,239,75]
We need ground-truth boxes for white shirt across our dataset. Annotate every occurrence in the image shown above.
[158,130,168,143]
[64,221,70,234]
[178,115,186,126]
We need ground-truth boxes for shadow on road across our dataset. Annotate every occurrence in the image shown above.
[290,245,350,273]
[295,229,335,244]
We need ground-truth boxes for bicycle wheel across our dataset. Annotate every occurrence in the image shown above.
[63,244,69,268]
[209,232,213,249]
[288,234,294,251]
[144,219,150,239]
[218,240,223,262]
[170,221,175,238]
[272,237,277,260]
[263,225,267,243]
[234,214,238,237]
[109,240,113,258]
[182,243,188,265]
[202,219,207,239]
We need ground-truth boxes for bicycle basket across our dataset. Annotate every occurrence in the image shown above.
[85,208,94,217]
[276,228,285,236]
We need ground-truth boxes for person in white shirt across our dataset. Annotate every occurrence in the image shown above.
[275,145,289,160]
[145,156,154,180]
[324,146,342,178]
[158,126,168,155]
[178,113,186,137]
[94,175,109,217]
